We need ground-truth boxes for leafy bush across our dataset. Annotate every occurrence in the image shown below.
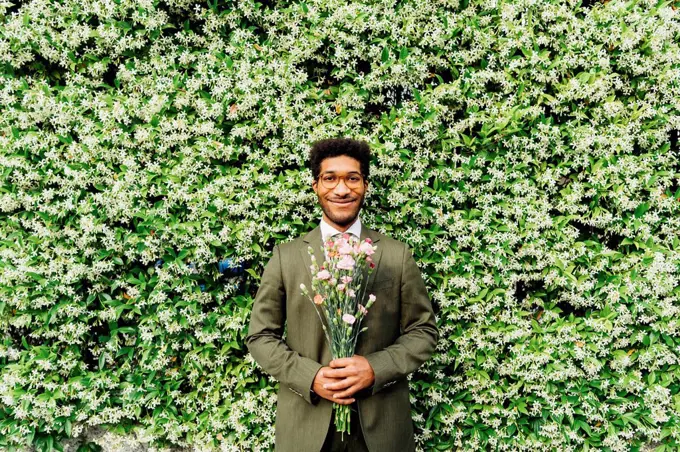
[1,0,679,450]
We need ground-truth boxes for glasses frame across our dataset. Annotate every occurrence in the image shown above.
[316,171,366,190]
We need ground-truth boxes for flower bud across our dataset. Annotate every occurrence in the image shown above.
[366,293,376,308]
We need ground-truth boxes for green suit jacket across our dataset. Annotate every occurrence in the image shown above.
[246,226,438,452]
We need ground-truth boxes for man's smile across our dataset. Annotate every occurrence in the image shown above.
[329,199,357,206]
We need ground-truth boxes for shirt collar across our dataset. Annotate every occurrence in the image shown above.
[320,215,362,242]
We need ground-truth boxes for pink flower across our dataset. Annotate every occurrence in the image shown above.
[338,242,354,255]
[360,241,375,255]
[358,304,368,315]
[347,289,356,298]
[341,275,353,284]
[316,270,331,280]
[313,294,324,305]
[337,283,346,292]
[342,313,356,325]
[337,255,355,270]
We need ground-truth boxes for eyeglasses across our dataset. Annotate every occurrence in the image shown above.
[317,172,365,190]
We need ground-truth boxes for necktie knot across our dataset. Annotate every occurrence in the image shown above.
[329,232,358,241]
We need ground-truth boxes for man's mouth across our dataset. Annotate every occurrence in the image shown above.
[329,199,356,206]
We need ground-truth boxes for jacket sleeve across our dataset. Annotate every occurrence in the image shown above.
[245,245,322,405]
[365,244,438,395]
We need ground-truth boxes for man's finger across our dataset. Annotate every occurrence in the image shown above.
[333,384,362,400]
[323,367,356,379]
[329,358,354,368]
[324,377,356,391]
[332,396,355,405]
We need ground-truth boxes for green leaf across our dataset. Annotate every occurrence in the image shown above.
[381,47,390,63]
[634,203,649,218]
[26,272,46,284]
[553,257,565,271]
[399,46,409,60]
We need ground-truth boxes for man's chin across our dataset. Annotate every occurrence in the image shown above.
[326,212,358,228]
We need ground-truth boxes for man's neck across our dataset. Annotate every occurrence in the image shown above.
[322,216,356,233]
[320,215,362,239]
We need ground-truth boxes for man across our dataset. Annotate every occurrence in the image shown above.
[246,138,438,452]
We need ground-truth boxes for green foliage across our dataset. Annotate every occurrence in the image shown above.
[1,0,680,450]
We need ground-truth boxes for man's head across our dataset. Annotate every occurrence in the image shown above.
[309,138,371,232]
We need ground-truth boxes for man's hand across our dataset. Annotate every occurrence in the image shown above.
[312,366,355,405]
[322,355,375,400]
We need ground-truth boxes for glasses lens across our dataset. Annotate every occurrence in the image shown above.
[346,175,362,188]
[321,175,338,189]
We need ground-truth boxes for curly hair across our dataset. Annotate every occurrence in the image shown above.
[308,138,371,180]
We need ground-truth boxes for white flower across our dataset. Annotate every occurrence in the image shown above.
[342,314,356,325]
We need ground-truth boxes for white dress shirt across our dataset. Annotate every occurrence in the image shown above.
[320,215,362,242]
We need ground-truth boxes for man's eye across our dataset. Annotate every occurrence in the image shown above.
[348,176,361,182]
[322,175,336,182]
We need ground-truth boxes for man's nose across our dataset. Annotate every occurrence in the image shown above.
[333,179,351,195]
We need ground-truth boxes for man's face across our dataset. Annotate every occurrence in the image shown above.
[312,155,368,232]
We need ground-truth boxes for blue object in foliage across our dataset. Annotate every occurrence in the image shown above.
[218,258,244,276]
[155,259,163,268]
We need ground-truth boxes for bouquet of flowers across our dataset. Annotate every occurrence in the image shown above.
[300,233,377,436]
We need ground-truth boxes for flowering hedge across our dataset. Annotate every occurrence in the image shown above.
[1,0,680,450]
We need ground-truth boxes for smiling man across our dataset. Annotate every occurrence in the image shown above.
[246,138,438,452]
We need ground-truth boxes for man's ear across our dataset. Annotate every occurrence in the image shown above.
[312,179,318,195]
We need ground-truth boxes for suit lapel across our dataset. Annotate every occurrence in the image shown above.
[299,227,330,363]
[360,227,383,297]
[300,226,324,284]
